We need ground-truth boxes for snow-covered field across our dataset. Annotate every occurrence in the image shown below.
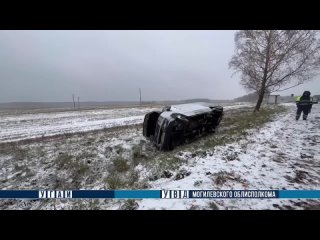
[139,103,320,209]
[1,102,319,210]
[0,106,160,143]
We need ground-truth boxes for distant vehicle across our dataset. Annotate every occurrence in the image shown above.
[143,102,223,150]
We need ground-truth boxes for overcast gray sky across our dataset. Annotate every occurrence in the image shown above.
[0,30,319,102]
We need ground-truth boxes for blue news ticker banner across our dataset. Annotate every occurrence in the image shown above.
[0,190,320,199]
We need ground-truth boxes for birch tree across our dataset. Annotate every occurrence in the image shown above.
[229,30,320,111]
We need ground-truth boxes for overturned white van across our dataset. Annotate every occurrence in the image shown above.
[143,102,223,150]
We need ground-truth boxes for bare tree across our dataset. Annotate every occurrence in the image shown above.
[229,30,320,111]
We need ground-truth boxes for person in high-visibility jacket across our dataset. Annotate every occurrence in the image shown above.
[296,91,313,120]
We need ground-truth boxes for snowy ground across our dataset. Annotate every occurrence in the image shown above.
[138,103,320,210]
[0,106,160,143]
[1,102,319,210]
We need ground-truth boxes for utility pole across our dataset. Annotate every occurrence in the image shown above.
[72,94,75,109]
[139,88,142,105]
[78,96,80,109]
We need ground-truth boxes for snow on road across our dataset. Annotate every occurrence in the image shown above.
[138,103,320,210]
